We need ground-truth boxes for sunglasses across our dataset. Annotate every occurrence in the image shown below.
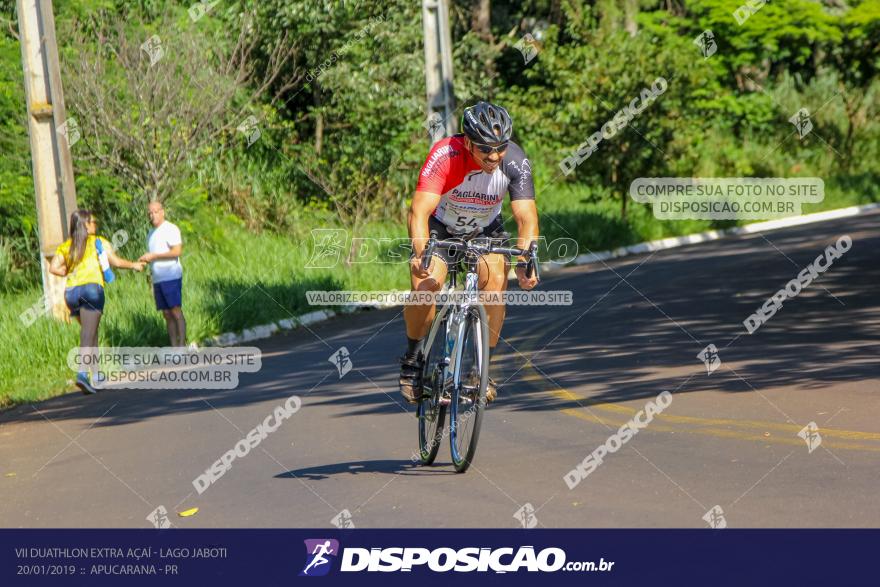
[471,141,509,154]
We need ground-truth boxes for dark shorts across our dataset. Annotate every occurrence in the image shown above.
[414,216,512,267]
[65,283,105,317]
[153,278,183,311]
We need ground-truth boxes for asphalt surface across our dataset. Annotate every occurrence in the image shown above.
[2,211,878,528]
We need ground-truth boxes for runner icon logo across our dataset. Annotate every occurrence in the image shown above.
[703,505,727,529]
[513,503,538,528]
[789,108,813,139]
[798,422,822,453]
[693,30,716,58]
[329,347,353,378]
[300,539,340,577]
[331,509,356,529]
[698,344,721,374]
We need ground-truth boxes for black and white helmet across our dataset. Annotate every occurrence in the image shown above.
[462,101,513,144]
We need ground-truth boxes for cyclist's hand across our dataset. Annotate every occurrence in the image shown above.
[410,253,434,279]
[515,263,538,290]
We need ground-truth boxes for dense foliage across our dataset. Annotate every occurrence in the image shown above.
[1,0,878,290]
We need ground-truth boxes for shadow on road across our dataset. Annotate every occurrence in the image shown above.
[276,459,456,480]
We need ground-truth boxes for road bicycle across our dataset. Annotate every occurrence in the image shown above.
[415,230,538,472]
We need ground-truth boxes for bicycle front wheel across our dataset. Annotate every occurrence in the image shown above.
[416,315,448,465]
[449,304,489,473]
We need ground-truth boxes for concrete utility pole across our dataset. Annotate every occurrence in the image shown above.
[422,0,456,144]
[16,0,77,320]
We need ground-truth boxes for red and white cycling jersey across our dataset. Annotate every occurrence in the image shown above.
[416,134,535,234]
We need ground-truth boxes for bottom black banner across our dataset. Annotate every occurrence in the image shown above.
[1,529,873,585]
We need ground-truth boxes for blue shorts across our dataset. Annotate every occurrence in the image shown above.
[65,283,105,317]
[153,278,183,311]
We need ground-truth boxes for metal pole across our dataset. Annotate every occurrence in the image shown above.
[436,0,456,136]
[16,0,77,320]
[422,0,456,144]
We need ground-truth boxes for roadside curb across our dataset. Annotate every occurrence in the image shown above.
[202,308,351,348]
[201,202,880,348]
[540,202,880,275]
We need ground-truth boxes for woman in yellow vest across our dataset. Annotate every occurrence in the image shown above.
[49,210,144,394]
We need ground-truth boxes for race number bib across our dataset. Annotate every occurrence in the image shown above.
[439,203,498,233]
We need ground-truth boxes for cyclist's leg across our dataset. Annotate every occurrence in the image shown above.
[476,252,508,401]
[403,254,448,342]
[400,252,448,402]
[476,252,508,348]
[404,216,455,343]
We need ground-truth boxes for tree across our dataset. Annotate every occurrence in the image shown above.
[62,12,300,204]
[834,0,880,167]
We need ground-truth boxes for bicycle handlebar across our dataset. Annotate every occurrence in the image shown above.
[419,231,540,283]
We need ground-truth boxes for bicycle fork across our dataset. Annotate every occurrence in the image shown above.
[444,272,480,394]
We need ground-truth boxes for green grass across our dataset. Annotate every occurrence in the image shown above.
[2,178,878,407]
[0,220,409,407]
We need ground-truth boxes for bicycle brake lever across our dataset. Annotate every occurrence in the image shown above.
[421,231,438,272]
[526,241,540,281]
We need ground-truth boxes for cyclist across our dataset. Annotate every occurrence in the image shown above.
[399,101,539,404]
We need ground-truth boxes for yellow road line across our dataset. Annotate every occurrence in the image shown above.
[505,313,880,451]
[558,400,880,452]
[590,401,880,441]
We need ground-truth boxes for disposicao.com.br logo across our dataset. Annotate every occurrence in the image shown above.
[300,539,340,577]
[300,541,614,575]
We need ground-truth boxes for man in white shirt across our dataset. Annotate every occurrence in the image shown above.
[139,201,186,347]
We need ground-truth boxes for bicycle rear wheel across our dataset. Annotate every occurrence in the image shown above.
[416,315,448,465]
[449,304,489,473]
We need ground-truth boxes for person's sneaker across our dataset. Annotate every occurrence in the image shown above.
[92,371,108,391]
[399,354,423,404]
[75,372,98,395]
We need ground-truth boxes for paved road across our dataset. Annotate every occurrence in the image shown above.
[2,211,878,528]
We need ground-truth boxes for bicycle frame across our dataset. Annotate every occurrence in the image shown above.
[420,233,537,400]
[441,267,480,398]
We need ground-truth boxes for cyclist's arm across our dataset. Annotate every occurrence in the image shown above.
[510,199,539,258]
[408,190,442,258]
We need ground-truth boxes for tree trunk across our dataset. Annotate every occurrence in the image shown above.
[665,0,686,17]
[841,89,862,171]
[346,236,358,266]
[624,0,638,37]
[315,112,323,156]
[314,83,323,155]
[611,163,627,219]
[597,0,621,36]
[549,0,563,27]
[472,0,491,41]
